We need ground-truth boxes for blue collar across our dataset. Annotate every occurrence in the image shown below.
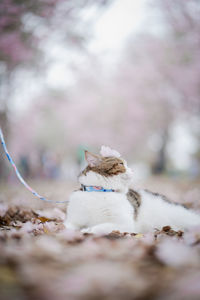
[82,185,115,192]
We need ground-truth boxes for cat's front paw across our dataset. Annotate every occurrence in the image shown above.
[81,226,111,235]
[81,227,92,234]
[64,221,77,230]
[90,227,112,235]
[88,223,117,235]
[81,223,122,235]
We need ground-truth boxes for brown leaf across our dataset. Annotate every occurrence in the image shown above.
[37,216,53,223]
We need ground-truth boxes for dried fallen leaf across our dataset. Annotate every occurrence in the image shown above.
[37,216,53,223]
[135,233,144,238]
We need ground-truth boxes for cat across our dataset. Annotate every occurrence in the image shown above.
[64,146,200,235]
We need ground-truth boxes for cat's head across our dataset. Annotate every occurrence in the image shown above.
[78,146,133,193]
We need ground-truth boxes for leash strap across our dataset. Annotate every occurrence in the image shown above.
[0,128,68,203]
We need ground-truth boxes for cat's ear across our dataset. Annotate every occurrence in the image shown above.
[85,151,101,167]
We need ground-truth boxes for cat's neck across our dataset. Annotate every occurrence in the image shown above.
[81,185,115,192]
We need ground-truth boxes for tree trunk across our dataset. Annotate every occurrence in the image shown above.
[0,109,9,180]
[152,129,169,175]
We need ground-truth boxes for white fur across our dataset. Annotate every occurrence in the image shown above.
[134,190,200,232]
[100,146,121,158]
[65,191,135,234]
[64,155,200,235]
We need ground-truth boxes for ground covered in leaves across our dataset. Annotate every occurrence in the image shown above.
[0,178,200,300]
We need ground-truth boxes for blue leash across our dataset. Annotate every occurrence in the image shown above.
[0,128,68,203]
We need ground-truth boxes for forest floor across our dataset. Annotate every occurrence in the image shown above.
[0,177,200,300]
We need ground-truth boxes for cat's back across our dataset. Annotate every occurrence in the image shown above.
[131,188,200,232]
[129,188,183,218]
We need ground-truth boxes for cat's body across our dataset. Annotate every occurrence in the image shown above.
[65,190,135,233]
[64,146,200,234]
[129,188,200,233]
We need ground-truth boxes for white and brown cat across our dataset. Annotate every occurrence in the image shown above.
[64,146,200,235]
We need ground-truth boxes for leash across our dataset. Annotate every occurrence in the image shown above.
[0,127,68,203]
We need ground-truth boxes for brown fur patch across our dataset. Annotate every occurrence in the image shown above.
[82,156,126,177]
[127,189,141,219]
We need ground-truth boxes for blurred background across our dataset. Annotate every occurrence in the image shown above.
[0,0,200,198]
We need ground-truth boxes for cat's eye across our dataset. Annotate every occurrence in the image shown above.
[119,162,124,165]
